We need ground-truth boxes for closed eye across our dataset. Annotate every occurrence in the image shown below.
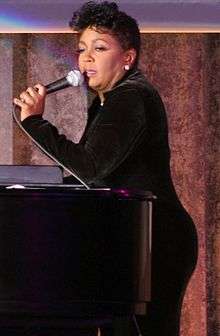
[75,46,108,54]
[75,48,85,54]
[95,47,107,51]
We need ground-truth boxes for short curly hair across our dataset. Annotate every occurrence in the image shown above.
[69,1,141,67]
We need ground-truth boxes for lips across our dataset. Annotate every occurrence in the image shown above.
[86,70,97,77]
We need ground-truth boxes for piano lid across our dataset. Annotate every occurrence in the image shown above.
[0,183,156,201]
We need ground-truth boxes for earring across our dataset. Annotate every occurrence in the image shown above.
[124,65,130,71]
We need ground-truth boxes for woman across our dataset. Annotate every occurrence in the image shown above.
[14,1,198,335]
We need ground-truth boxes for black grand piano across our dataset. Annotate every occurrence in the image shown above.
[0,166,153,334]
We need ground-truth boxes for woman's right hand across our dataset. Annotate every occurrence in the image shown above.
[13,83,46,121]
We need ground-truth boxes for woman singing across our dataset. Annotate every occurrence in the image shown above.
[14,1,198,335]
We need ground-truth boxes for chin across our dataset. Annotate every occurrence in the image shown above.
[88,83,101,92]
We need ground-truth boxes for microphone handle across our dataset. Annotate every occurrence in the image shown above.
[46,78,70,94]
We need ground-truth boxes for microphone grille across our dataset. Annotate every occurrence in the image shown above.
[66,70,84,86]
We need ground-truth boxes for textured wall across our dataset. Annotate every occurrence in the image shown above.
[0,33,219,336]
[0,35,13,164]
[204,35,220,336]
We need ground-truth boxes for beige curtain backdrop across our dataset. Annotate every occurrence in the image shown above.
[0,33,219,336]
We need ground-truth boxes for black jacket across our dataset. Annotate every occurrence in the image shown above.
[21,68,181,206]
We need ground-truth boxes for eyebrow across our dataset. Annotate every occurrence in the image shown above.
[78,38,109,45]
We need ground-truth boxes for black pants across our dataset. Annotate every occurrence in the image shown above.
[102,203,198,336]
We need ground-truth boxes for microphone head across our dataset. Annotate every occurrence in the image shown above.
[66,70,84,86]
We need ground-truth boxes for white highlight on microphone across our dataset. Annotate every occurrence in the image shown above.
[66,70,84,86]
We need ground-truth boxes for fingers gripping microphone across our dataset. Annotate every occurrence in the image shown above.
[45,70,84,94]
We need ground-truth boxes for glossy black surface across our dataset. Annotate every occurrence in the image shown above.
[0,186,152,326]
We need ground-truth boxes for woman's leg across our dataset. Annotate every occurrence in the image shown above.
[135,206,198,336]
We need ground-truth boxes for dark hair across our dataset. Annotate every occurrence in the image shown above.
[69,1,141,67]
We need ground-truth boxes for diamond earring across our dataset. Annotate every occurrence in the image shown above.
[124,65,130,71]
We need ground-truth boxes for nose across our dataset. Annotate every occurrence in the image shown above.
[82,49,94,63]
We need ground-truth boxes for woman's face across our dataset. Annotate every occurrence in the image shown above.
[77,27,132,95]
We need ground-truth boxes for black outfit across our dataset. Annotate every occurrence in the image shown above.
[21,68,198,336]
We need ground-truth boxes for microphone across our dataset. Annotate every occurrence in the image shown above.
[45,70,84,94]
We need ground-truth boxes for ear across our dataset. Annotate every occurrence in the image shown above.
[124,48,137,68]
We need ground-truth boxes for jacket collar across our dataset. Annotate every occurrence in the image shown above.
[90,67,146,106]
[103,67,146,99]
